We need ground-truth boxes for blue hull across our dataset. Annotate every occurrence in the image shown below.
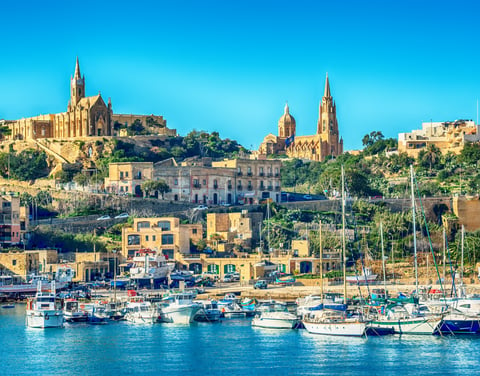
[437,319,480,335]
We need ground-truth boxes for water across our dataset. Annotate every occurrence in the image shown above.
[2,305,480,375]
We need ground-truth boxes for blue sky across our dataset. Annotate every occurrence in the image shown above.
[1,0,479,151]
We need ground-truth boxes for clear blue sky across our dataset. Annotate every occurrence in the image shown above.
[1,0,479,151]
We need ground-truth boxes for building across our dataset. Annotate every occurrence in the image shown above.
[0,193,29,247]
[207,211,263,249]
[258,73,343,161]
[4,58,174,141]
[398,120,480,157]
[105,156,283,204]
[122,217,203,259]
[0,250,39,281]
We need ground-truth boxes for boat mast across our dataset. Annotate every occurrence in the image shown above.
[319,220,323,299]
[341,166,347,305]
[461,224,465,283]
[380,221,386,293]
[410,165,419,296]
[442,227,446,283]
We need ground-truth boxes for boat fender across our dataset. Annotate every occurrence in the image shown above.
[45,313,49,320]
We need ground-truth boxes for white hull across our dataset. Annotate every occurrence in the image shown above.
[303,320,366,337]
[252,312,298,329]
[160,305,200,324]
[124,312,157,324]
[369,317,442,335]
[26,310,64,328]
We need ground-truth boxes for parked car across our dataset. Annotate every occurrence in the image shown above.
[193,205,208,211]
[303,194,312,200]
[96,215,111,221]
[223,274,234,283]
[232,272,240,281]
[114,212,129,219]
[254,280,268,289]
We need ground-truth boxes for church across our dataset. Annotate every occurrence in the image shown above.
[258,74,343,161]
[4,58,171,141]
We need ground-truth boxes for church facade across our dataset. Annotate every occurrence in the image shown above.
[258,74,343,161]
[5,58,172,141]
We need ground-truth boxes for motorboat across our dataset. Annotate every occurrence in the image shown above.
[63,299,88,322]
[302,308,367,337]
[221,302,247,318]
[158,292,201,324]
[129,249,175,289]
[25,281,64,328]
[345,267,377,285]
[194,300,222,322]
[252,307,299,329]
[124,298,158,324]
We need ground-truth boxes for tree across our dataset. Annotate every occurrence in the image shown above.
[0,125,12,141]
[141,180,171,198]
[420,144,441,174]
[73,173,89,189]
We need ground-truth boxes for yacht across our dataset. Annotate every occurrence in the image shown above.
[129,249,174,289]
[252,305,299,329]
[124,298,158,324]
[25,281,64,328]
[63,299,88,322]
[158,292,200,324]
[303,307,367,337]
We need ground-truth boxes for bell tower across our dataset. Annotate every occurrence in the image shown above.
[70,57,85,107]
[317,73,342,157]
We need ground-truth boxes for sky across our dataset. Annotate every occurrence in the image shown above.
[1,0,480,151]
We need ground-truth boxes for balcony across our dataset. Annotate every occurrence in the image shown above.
[275,186,281,191]
[247,172,252,176]
[274,173,279,177]
[227,184,232,190]
[267,173,273,177]
[260,185,265,190]
[193,183,201,189]
[237,171,243,176]
[259,172,264,177]
[267,185,273,191]
[237,185,243,191]
[213,185,218,189]
[247,185,253,191]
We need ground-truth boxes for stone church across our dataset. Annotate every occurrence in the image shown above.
[5,58,172,141]
[258,74,343,161]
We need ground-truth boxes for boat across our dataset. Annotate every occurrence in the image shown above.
[25,281,64,328]
[221,302,247,318]
[1,304,15,309]
[275,276,296,286]
[194,300,222,322]
[124,298,158,324]
[345,267,377,285]
[301,166,368,337]
[0,272,69,295]
[157,292,201,324]
[252,306,299,329]
[63,299,88,322]
[129,249,175,289]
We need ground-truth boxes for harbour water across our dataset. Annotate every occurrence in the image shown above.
[2,305,480,376]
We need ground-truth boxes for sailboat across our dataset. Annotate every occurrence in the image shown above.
[302,166,368,337]
[367,165,443,335]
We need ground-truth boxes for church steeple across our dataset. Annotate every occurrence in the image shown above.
[324,72,331,98]
[278,101,296,138]
[70,57,85,107]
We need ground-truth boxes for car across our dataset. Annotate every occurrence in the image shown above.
[232,272,240,281]
[114,212,129,219]
[223,274,234,283]
[303,194,312,200]
[220,202,231,207]
[254,280,268,289]
[193,205,208,211]
[96,215,111,221]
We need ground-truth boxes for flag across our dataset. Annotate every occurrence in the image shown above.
[285,134,295,148]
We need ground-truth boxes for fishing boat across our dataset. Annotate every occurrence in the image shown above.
[124,298,158,324]
[63,298,88,322]
[25,281,64,328]
[157,292,200,324]
[194,300,222,322]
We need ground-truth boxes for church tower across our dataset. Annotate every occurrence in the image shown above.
[317,73,342,156]
[70,57,85,107]
[278,102,296,138]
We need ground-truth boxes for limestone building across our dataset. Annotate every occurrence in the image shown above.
[258,73,343,161]
[4,58,174,141]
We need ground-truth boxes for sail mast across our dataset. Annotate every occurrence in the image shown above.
[342,165,347,305]
[410,165,419,295]
[319,220,323,299]
[380,221,386,293]
[461,224,465,283]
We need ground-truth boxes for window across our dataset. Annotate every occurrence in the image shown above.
[152,235,156,242]
[203,179,207,185]
[125,172,129,178]
[157,221,171,231]
[163,249,174,260]
[127,235,140,245]
[12,260,16,266]
[162,234,174,245]
[137,221,150,231]
[120,172,124,179]
[174,179,178,185]
[192,229,197,234]
[145,235,149,241]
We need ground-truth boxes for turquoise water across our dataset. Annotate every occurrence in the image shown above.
[1,305,480,375]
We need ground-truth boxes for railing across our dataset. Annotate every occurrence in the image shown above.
[259,172,264,177]
[227,185,232,190]
[267,186,273,191]
[247,186,253,190]
[247,172,252,176]
[237,185,243,190]
[275,186,281,191]
[260,185,265,190]
[213,185,218,189]
[193,183,201,188]
[237,171,243,176]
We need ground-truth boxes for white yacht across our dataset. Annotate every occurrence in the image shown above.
[124,298,158,324]
[63,299,88,322]
[158,292,200,324]
[302,308,367,337]
[25,281,64,328]
[129,249,174,288]
[252,310,299,329]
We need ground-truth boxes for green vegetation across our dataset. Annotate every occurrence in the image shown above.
[0,149,48,180]
[29,226,107,253]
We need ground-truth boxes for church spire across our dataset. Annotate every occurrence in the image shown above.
[284,101,289,115]
[74,56,81,79]
[324,72,331,98]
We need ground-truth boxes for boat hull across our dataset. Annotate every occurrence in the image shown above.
[124,312,157,324]
[160,305,200,324]
[26,310,64,328]
[369,317,442,335]
[252,317,298,329]
[303,320,366,337]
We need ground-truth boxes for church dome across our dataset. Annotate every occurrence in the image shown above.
[278,102,296,138]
